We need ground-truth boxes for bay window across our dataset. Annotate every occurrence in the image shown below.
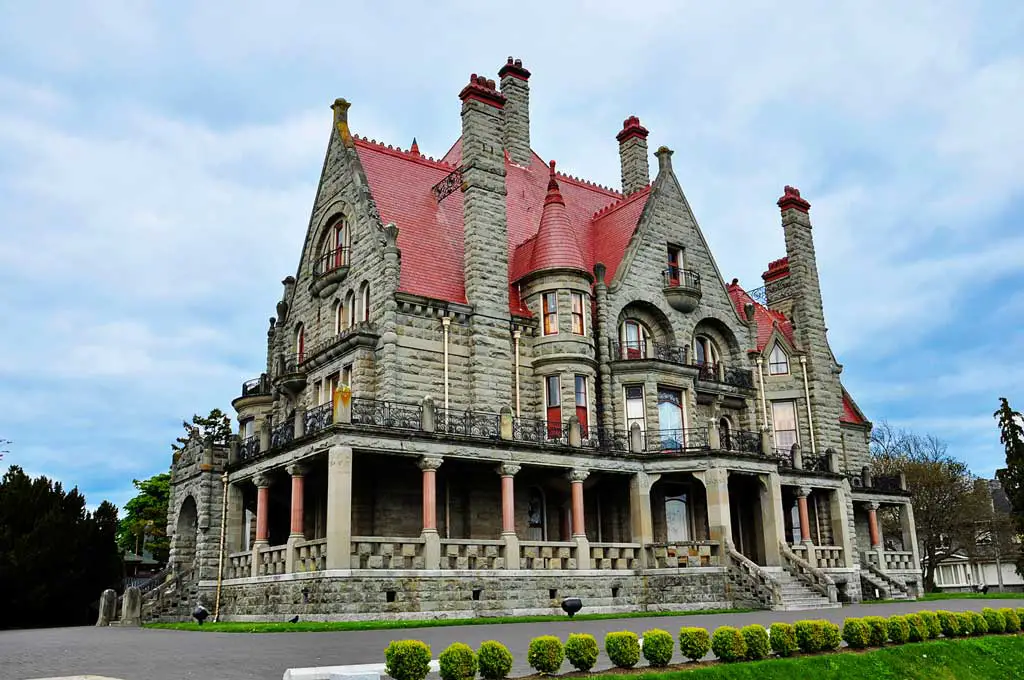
[542,292,558,335]
[571,292,585,335]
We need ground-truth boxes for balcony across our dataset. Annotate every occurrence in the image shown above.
[298,321,377,370]
[232,374,273,411]
[310,246,350,297]
[662,267,702,313]
[696,362,755,390]
[273,354,307,396]
[611,340,692,364]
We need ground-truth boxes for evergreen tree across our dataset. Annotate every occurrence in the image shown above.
[117,472,171,564]
[994,397,1024,576]
[171,408,233,452]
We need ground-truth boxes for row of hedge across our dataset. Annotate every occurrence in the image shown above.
[383,606,1024,680]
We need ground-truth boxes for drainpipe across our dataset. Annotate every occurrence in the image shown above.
[442,315,451,410]
[800,356,817,455]
[756,355,769,427]
[513,329,522,417]
[213,471,229,622]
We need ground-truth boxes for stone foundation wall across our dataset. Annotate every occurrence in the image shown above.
[189,569,730,622]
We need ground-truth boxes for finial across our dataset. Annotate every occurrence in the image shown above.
[410,137,420,155]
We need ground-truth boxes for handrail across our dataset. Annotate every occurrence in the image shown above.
[780,542,837,602]
[725,542,782,608]
[859,567,894,600]
[863,560,909,596]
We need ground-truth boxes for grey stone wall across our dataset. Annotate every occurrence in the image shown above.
[167,440,228,583]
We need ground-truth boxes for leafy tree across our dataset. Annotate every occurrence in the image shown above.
[871,422,983,591]
[994,398,1024,576]
[171,408,233,452]
[0,466,122,629]
[117,472,171,564]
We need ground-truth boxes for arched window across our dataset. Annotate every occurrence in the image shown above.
[345,291,355,328]
[719,416,732,450]
[693,335,720,366]
[360,282,370,323]
[768,344,789,375]
[320,220,349,273]
[294,324,305,362]
[618,320,650,359]
[333,300,343,334]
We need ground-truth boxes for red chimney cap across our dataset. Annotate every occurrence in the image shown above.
[762,256,790,283]
[616,115,649,142]
[498,56,531,81]
[459,73,506,108]
[777,185,811,213]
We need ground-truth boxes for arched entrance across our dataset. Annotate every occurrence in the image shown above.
[174,495,198,572]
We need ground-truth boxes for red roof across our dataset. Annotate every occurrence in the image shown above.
[510,161,590,280]
[841,390,868,425]
[725,281,795,351]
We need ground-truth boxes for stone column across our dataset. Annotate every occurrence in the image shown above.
[419,456,444,569]
[252,473,271,577]
[629,471,660,568]
[866,501,885,569]
[901,501,921,573]
[569,469,591,569]
[285,463,307,573]
[796,486,813,544]
[325,446,353,569]
[699,467,731,546]
[225,482,245,554]
[829,487,854,568]
[760,472,786,566]
[498,463,521,569]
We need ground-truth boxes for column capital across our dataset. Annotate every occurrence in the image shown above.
[567,468,590,483]
[253,473,272,489]
[796,486,812,498]
[286,462,308,478]
[497,463,522,477]
[865,501,880,511]
[418,456,444,471]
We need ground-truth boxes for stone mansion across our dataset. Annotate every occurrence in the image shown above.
[161,58,921,621]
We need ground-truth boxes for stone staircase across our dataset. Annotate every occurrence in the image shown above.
[774,570,842,611]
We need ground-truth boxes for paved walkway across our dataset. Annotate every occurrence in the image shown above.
[4,599,1021,680]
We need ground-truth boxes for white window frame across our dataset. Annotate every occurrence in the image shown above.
[542,291,559,336]
[624,384,646,433]
[574,374,590,431]
[768,344,790,375]
[771,400,799,454]
[570,292,586,335]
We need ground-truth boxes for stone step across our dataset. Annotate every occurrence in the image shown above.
[774,601,843,611]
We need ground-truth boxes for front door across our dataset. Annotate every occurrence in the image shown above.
[658,388,684,451]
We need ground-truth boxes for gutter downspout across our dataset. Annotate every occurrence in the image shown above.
[513,330,521,417]
[800,355,817,455]
[213,471,228,622]
[442,316,451,410]
[756,355,769,427]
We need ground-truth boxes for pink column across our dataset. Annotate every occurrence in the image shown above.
[796,487,812,543]
[254,474,271,544]
[867,502,881,548]
[418,457,443,531]
[287,463,306,538]
[499,464,521,535]
[569,469,589,538]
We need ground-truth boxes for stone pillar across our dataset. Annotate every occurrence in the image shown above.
[593,263,615,433]
[499,405,513,441]
[830,486,854,568]
[567,415,582,447]
[760,428,772,456]
[796,486,813,544]
[901,502,921,572]
[293,407,306,439]
[629,471,660,567]
[421,396,436,433]
[760,472,786,566]
[791,443,803,470]
[569,469,590,569]
[225,482,245,554]
[629,422,643,454]
[707,419,721,450]
[95,588,116,627]
[334,385,352,425]
[699,468,731,545]
[252,473,271,577]
[285,463,307,573]
[866,501,881,548]
[498,56,532,166]
[498,463,521,569]
[419,456,444,569]
[616,116,650,195]
[258,421,271,453]
[120,586,142,627]
[325,446,353,569]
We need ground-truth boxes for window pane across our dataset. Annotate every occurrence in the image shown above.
[772,401,796,430]
[546,375,560,406]
[575,375,586,406]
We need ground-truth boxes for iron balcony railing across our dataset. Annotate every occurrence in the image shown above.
[719,428,761,454]
[270,420,295,449]
[304,402,333,438]
[611,340,692,364]
[275,354,303,377]
[663,267,702,290]
[643,428,710,454]
[581,427,629,453]
[240,374,271,399]
[351,398,422,430]
[436,408,501,439]
[511,416,566,445]
[802,454,831,473]
[723,366,754,389]
[848,473,903,492]
[239,434,260,463]
[312,246,350,277]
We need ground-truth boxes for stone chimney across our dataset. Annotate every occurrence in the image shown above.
[498,57,532,166]
[761,256,793,316]
[617,116,650,195]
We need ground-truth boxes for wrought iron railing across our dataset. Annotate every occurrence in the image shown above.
[644,428,710,453]
[581,427,629,453]
[652,341,691,365]
[304,402,333,438]
[771,448,794,468]
[611,340,694,366]
[436,408,501,439]
[511,417,566,445]
[350,398,422,430]
[275,354,302,377]
[312,246,350,277]
[270,420,295,449]
[745,286,767,306]
[298,321,375,366]
[723,366,754,389]
[611,340,648,360]
[720,428,761,454]
[662,267,701,290]
[239,435,260,462]
[431,166,463,202]
[240,374,271,399]
[849,473,903,492]
[802,454,831,473]
[697,361,719,382]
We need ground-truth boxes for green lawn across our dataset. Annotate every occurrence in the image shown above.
[605,636,1024,680]
[146,607,752,633]
[919,591,1024,601]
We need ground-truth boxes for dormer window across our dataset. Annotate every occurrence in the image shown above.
[320,221,349,272]
[768,344,790,375]
[542,292,558,336]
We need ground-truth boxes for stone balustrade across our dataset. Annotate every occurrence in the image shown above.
[257,545,288,576]
[790,544,844,569]
[350,536,425,569]
[589,543,642,570]
[883,550,915,571]
[228,550,252,579]
[646,541,721,568]
[520,541,576,569]
[439,539,505,569]
[293,538,327,572]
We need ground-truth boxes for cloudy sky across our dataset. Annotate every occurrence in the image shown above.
[1,1,1022,510]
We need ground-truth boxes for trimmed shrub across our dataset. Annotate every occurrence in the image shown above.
[439,643,477,680]
[842,618,871,649]
[741,625,771,660]
[906,614,927,642]
[769,622,799,657]
[385,640,433,680]
[937,610,961,638]
[711,626,747,663]
[795,620,827,653]
[477,641,513,680]
[983,607,1006,634]
[527,636,564,675]
[641,629,674,668]
[604,631,640,669]
[863,616,889,646]
[956,611,974,636]
[1000,608,1021,633]
[1017,607,1024,626]
[968,611,988,636]
[887,615,910,644]
[918,610,941,639]
[678,627,712,662]
[564,634,598,672]
[822,620,841,651]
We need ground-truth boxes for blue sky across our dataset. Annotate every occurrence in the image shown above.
[1,1,1022,510]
